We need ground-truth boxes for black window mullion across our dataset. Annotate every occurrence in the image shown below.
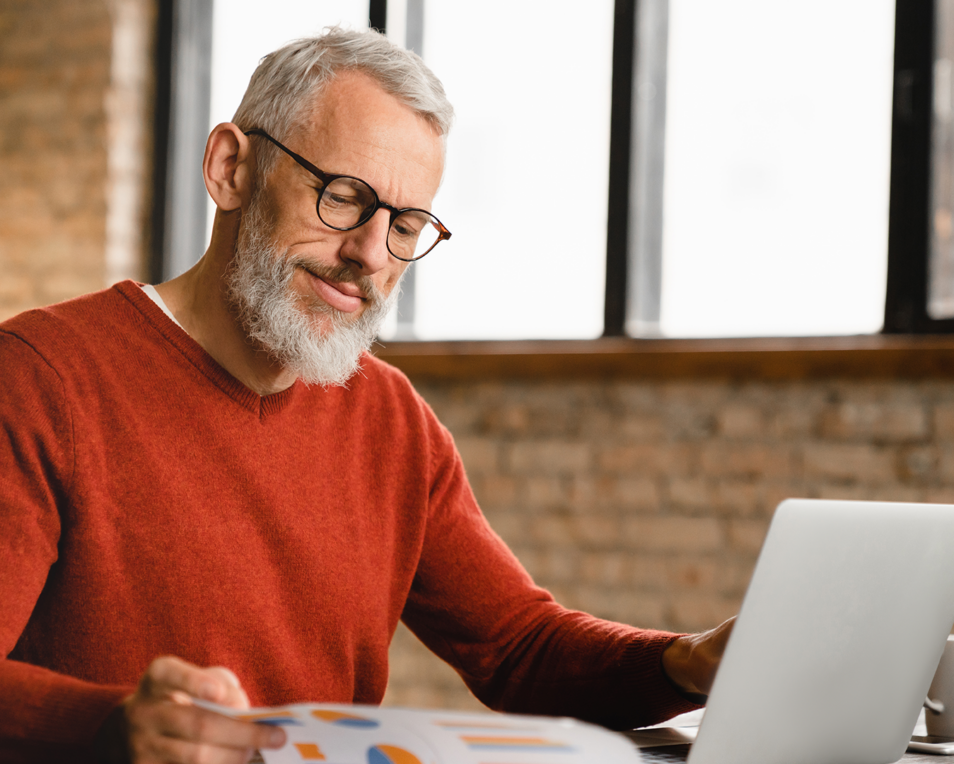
[604,0,637,337]
[148,0,174,285]
[884,0,954,332]
[151,0,214,283]
[369,0,387,33]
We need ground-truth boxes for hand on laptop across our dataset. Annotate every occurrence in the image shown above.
[662,617,735,700]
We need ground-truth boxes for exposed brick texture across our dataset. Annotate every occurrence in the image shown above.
[0,0,151,320]
[0,0,112,317]
[381,380,954,711]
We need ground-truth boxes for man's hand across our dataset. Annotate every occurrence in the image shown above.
[661,617,735,699]
[94,656,286,764]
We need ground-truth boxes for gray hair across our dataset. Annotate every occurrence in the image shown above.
[232,26,454,177]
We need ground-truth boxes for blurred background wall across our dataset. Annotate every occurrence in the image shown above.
[3,0,954,713]
[0,0,152,320]
[385,376,954,709]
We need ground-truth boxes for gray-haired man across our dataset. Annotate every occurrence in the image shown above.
[0,28,731,764]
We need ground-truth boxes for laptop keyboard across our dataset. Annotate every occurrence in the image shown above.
[635,743,692,763]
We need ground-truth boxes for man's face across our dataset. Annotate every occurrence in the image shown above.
[226,71,445,386]
[251,70,444,330]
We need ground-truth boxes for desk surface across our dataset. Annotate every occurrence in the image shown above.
[905,752,951,763]
[629,710,947,764]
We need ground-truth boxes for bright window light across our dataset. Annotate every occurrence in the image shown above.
[657,0,895,337]
[406,1,613,340]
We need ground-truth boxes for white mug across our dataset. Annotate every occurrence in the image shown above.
[927,635,954,738]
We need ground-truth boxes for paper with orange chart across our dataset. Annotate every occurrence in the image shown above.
[193,701,642,764]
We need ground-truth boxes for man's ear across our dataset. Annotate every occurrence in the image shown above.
[203,123,253,211]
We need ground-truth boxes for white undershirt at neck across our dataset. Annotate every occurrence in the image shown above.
[140,284,184,329]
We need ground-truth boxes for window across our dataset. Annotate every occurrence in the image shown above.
[387,1,614,340]
[632,0,894,338]
[153,0,950,340]
[931,0,954,319]
[883,0,951,333]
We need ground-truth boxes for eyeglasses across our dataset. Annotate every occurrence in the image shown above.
[244,128,451,262]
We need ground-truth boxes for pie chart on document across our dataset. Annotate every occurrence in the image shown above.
[366,744,424,764]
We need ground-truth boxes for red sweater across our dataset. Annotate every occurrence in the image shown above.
[0,282,697,760]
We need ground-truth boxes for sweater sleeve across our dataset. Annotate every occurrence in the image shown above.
[400,408,702,730]
[0,330,131,760]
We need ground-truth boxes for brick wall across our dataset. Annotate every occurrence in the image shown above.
[0,0,151,321]
[381,378,954,711]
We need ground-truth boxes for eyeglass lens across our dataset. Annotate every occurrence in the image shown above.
[318,177,444,261]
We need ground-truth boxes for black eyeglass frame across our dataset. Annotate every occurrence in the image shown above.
[243,128,451,262]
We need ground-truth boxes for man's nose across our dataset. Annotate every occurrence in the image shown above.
[339,208,393,275]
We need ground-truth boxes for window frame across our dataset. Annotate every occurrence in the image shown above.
[883,0,954,332]
[151,0,952,355]
[150,0,214,284]
[605,0,947,338]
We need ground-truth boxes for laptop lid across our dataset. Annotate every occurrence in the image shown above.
[688,499,954,764]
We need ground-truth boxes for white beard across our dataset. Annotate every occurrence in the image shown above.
[225,191,400,388]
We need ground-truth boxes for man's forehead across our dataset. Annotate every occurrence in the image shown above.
[296,71,439,155]
[288,71,444,197]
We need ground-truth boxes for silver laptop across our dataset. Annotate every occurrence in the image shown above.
[640,499,954,764]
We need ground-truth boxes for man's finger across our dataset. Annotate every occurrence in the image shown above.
[150,704,286,751]
[705,617,736,656]
[141,657,239,705]
[205,667,251,709]
[206,667,241,690]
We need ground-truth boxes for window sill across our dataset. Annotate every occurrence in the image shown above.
[371,335,954,381]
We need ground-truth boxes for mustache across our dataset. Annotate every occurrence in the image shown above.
[289,258,382,303]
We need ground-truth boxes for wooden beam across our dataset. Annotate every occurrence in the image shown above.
[372,335,954,381]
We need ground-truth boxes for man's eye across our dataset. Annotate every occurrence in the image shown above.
[392,223,422,241]
[392,213,430,238]
[325,192,359,207]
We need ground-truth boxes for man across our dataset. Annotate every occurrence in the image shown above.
[0,27,731,763]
